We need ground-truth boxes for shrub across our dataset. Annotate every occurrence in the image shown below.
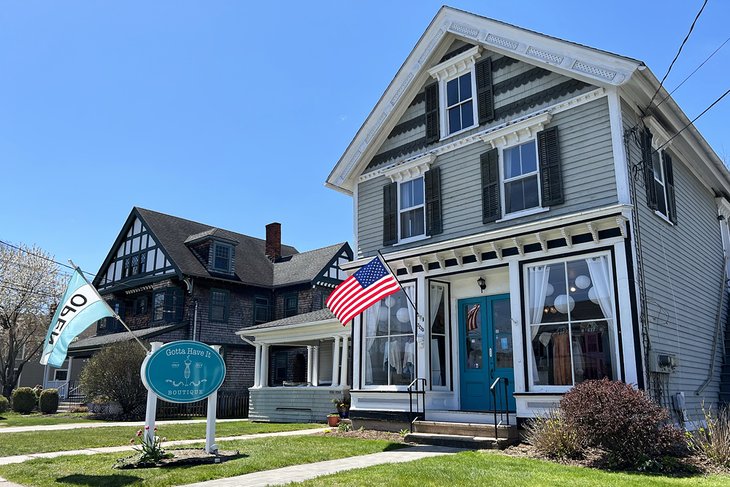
[11,387,36,414]
[560,378,683,468]
[39,389,59,414]
[524,409,583,459]
[687,405,730,468]
[0,395,9,414]
[80,341,147,418]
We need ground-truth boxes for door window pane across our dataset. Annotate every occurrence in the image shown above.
[492,299,513,369]
[465,303,482,369]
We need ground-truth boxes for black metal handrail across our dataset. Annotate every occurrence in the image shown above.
[407,377,427,432]
[489,377,510,439]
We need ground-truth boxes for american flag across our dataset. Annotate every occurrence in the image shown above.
[326,257,401,326]
[466,304,481,331]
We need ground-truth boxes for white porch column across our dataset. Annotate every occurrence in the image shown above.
[306,346,313,385]
[331,336,341,387]
[260,344,270,387]
[339,336,349,387]
[312,346,320,386]
[253,344,261,388]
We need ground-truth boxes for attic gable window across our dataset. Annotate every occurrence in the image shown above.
[212,242,232,273]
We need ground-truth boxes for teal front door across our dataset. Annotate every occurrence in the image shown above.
[458,295,516,412]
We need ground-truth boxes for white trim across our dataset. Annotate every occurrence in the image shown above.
[496,206,549,223]
[438,68,479,139]
[427,45,482,81]
[397,175,427,243]
[613,241,638,386]
[643,115,673,148]
[607,89,631,205]
[479,113,551,149]
[358,89,603,184]
[382,153,435,182]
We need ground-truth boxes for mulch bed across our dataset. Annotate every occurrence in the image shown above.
[115,449,243,469]
[319,428,405,443]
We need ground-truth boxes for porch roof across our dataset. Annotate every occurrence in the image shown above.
[237,309,344,344]
[68,323,185,354]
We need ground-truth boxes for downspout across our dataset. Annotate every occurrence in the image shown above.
[193,299,199,342]
[696,253,729,395]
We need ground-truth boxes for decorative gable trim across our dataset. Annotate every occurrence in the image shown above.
[478,112,551,149]
[327,7,641,195]
[427,46,482,81]
[643,115,673,148]
[382,153,436,182]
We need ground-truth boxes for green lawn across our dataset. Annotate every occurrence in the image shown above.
[296,450,730,486]
[0,435,403,487]
[0,421,319,456]
[0,412,103,427]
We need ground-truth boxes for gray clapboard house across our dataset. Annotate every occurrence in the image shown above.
[321,6,730,433]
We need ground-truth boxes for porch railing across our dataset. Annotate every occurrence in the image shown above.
[407,377,427,432]
[489,377,510,440]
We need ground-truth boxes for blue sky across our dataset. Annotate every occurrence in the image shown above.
[1,1,728,277]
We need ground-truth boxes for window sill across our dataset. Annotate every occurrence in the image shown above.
[496,206,550,223]
[653,210,675,226]
[439,123,478,142]
[394,234,429,246]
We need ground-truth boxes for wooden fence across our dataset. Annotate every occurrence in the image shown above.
[157,391,249,419]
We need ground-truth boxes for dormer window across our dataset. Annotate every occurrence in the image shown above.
[212,242,232,272]
[446,72,475,135]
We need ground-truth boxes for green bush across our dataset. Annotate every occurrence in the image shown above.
[560,378,684,468]
[39,389,59,414]
[524,409,583,460]
[0,395,9,414]
[81,341,147,418]
[11,387,36,414]
[687,405,730,468]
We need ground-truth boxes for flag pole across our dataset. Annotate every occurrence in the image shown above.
[69,260,149,353]
[376,250,424,325]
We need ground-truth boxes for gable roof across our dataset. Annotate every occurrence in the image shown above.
[273,242,350,287]
[94,208,350,291]
[240,308,337,333]
[325,5,730,199]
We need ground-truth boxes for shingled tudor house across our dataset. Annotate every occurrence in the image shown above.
[51,208,351,402]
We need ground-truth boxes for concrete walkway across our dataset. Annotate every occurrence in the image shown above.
[182,445,461,486]
[0,427,327,466]
[0,418,249,434]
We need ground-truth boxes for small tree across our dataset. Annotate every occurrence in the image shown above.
[39,388,59,414]
[80,341,147,417]
[0,243,64,398]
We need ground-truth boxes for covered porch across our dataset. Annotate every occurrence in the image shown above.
[237,309,352,423]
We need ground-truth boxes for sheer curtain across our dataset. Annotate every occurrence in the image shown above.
[429,285,444,386]
[586,256,614,321]
[365,301,382,384]
[527,265,551,379]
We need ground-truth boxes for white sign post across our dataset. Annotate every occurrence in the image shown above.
[205,345,221,454]
[143,341,162,445]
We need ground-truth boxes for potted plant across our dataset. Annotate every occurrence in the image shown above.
[331,397,350,419]
[327,413,340,427]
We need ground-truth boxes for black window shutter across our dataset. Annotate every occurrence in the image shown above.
[383,182,398,246]
[641,129,658,210]
[425,167,443,236]
[537,126,564,206]
[663,152,677,224]
[481,148,500,223]
[476,57,494,125]
[425,83,440,143]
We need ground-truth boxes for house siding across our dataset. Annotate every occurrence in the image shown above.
[358,96,617,257]
[622,99,726,416]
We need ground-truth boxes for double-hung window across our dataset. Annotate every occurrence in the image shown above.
[210,289,229,323]
[503,140,540,214]
[446,73,475,135]
[651,148,671,218]
[212,242,232,273]
[399,177,425,241]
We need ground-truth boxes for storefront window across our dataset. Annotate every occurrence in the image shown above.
[429,282,448,387]
[363,285,415,386]
[526,254,617,388]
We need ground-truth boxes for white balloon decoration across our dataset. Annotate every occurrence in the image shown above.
[385,296,396,308]
[588,287,600,305]
[553,294,575,314]
[575,275,591,290]
[545,283,554,296]
[396,307,410,323]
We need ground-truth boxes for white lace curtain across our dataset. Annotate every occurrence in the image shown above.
[586,255,614,321]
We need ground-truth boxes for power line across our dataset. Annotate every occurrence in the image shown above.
[0,240,96,279]
[647,0,708,110]
[656,35,730,109]
[655,87,730,153]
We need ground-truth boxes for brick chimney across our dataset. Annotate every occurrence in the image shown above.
[265,222,281,261]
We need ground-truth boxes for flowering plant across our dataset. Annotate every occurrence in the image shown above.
[129,426,170,464]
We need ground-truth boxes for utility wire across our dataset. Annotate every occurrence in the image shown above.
[648,0,709,110]
[655,87,730,153]
[656,35,730,109]
[0,240,96,279]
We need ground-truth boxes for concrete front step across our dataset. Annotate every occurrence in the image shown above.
[404,432,516,450]
[413,420,518,440]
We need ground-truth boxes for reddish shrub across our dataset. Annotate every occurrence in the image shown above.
[560,378,683,467]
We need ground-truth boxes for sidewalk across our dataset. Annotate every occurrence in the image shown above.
[0,418,248,434]
[182,445,461,486]
[0,427,327,466]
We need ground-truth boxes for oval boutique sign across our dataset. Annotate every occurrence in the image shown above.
[141,341,226,403]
